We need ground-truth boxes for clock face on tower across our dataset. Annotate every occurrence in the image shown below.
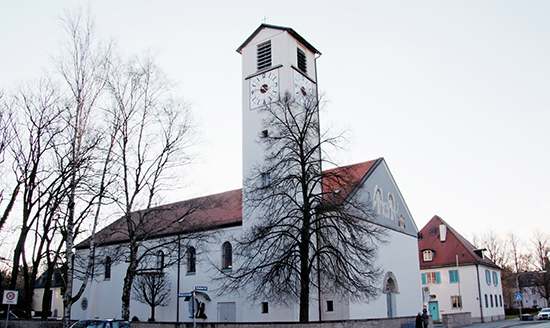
[293,70,315,107]
[250,70,279,109]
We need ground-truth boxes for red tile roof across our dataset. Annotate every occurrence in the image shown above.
[77,189,242,248]
[418,215,499,269]
[78,160,381,248]
[322,159,379,204]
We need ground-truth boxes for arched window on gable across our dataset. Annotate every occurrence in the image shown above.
[105,256,112,280]
[156,250,164,271]
[187,246,196,274]
[222,242,232,270]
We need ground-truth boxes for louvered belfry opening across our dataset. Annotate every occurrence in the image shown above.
[257,40,272,70]
[297,48,307,73]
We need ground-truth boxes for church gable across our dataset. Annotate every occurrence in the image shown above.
[358,158,417,237]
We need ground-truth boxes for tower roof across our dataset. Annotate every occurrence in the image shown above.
[236,23,321,55]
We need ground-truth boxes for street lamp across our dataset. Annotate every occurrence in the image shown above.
[516,270,547,320]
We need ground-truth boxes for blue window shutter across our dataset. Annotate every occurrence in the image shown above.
[421,273,427,285]
[449,270,459,283]
[435,271,441,284]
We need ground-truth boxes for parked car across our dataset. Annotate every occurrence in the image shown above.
[538,308,550,320]
[69,319,130,328]
[0,311,18,319]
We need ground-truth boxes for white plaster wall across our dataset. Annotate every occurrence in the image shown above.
[420,265,504,322]
[72,222,421,323]
[241,28,318,220]
[32,287,63,317]
[349,229,423,319]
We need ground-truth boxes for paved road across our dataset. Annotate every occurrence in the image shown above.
[434,319,550,328]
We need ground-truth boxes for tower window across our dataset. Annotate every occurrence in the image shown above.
[297,48,307,73]
[257,41,272,71]
[261,302,269,313]
[262,130,268,138]
[262,173,271,187]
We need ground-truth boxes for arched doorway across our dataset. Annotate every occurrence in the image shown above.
[383,272,399,318]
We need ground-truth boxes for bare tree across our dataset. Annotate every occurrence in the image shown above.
[472,231,510,268]
[0,92,19,233]
[132,272,171,322]
[5,79,66,317]
[532,231,550,305]
[55,7,113,327]
[219,93,385,322]
[104,54,197,321]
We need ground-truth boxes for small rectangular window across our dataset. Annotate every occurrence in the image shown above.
[485,270,491,285]
[490,294,494,307]
[261,302,268,313]
[485,294,488,308]
[493,271,498,286]
[257,41,272,71]
[326,300,334,312]
[499,295,502,307]
[262,130,268,138]
[451,296,462,309]
[430,227,437,234]
[297,48,307,73]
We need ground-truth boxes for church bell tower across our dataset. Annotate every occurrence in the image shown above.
[237,24,321,226]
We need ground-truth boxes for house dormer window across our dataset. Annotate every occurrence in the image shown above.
[257,41,272,71]
[423,250,433,262]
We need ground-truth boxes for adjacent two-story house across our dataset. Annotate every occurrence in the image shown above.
[418,215,505,323]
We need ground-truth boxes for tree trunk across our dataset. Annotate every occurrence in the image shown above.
[41,265,54,319]
[150,305,156,322]
[121,243,138,321]
[299,213,311,322]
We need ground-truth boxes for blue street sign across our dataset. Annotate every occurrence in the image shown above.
[515,293,523,301]
[178,292,193,298]
[194,286,208,291]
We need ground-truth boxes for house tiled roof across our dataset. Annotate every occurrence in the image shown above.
[78,160,381,249]
[418,215,499,269]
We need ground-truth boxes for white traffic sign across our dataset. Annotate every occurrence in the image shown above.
[2,290,18,305]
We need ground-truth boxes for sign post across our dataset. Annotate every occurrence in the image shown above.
[3,290,18,328]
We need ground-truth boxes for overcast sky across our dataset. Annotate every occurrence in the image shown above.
[1,1,549,245]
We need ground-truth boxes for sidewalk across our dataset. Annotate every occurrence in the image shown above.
[433,318,547,328]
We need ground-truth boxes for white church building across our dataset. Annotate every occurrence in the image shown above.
[71,24,423,323]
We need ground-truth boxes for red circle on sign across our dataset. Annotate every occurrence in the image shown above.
[6,292,15,300]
